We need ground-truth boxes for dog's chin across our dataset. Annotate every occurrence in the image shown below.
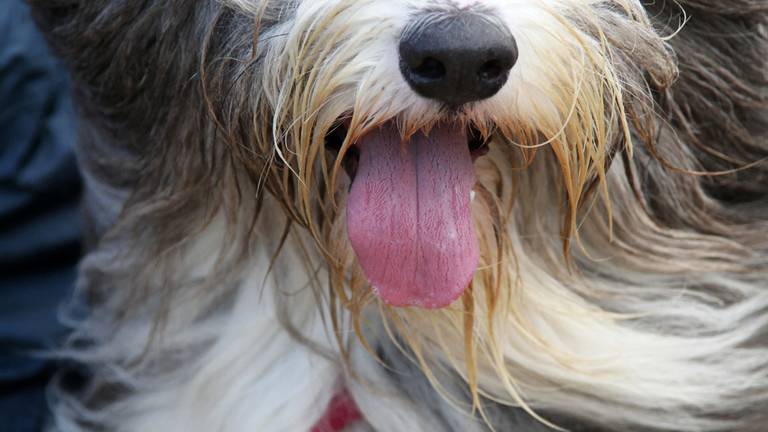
[326,118,488,309]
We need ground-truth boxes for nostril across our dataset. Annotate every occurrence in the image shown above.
[411,57,446,81]
[478,60,504,81]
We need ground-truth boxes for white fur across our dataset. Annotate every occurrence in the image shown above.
[52,209,344,431]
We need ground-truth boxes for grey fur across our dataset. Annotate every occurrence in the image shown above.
[29,0,768,430]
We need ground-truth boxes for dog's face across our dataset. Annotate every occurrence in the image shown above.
[220,0,676,310]
[197,2,685,416]
[194,6,687,418]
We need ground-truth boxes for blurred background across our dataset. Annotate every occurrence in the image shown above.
[1,0,83,430]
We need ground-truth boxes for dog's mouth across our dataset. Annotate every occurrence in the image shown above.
[326,120,483,309]
[325,123,489,181]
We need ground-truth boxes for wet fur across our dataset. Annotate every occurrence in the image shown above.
[31,0,768,431]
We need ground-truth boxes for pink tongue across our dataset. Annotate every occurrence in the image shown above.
[347,122,479,309]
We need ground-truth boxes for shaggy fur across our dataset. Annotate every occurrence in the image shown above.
[31,0,768,431]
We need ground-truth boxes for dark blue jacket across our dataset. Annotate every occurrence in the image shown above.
[0,0,82,430]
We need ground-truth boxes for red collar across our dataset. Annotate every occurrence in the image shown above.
[311,388,362,432]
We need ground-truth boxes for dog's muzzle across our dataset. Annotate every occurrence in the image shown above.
[399,12,518,107]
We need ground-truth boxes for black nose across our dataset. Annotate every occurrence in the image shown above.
[399,14,518,107]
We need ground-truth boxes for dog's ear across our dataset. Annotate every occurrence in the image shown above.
[29,1,156,90]
[27,1,244,243]
[647,1,768,198]
[28,1,212,149]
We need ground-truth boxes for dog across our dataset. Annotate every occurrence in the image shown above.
[30,0,768,430]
